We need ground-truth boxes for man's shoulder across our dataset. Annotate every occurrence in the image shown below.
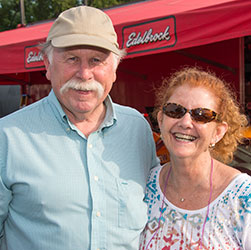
[113,103,145,120]
[0,97,48,126]
[112,103,154,135]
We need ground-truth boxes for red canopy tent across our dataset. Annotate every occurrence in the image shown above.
[0,0,251,111]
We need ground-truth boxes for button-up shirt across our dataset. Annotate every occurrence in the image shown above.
[0,90,159,250]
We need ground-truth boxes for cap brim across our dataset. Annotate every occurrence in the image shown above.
[50,34,120,55]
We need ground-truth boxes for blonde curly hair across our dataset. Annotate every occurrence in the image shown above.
[155,67,248,163]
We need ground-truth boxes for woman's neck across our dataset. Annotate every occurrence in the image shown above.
[159,156,215,209]
[169,155,213,188]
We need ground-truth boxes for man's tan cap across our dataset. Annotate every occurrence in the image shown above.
[46,6,120,55]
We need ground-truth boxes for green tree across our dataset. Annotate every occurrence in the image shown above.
[0,0,20,31]
[0,0,81,31]
[0,0,134,32]
[88,0,131,9]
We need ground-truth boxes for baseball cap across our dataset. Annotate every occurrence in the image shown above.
[46,6,120,55]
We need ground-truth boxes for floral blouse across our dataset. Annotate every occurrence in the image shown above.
[139,165,251,250]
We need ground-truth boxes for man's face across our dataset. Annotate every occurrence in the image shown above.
[44,45,117,118]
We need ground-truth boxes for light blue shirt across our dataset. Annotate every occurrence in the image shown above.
[0,90,159,250]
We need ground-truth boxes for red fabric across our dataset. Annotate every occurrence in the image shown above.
[108,0,251,57]
[0,0,250,74]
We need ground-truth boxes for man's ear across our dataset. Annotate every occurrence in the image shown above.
[43,55,51,81]
[113,71,117,83]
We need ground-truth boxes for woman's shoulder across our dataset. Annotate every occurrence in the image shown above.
[217,161,251,195]
[147,164,168,187]
[144,164,163,202]
[214,173,251,226]
[214,162,249,193]
[216,172,251,209]
[149,164,162,178]
[229,172,251,192]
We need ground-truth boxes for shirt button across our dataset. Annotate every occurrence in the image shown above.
[94,176,99,181]
[96,211,101,217]
[66,128,70,131]
[88,144,93,148]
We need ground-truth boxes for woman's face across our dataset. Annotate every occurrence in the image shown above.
[157,84,225,160]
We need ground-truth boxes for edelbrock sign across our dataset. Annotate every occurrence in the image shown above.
[25,45,45,69]
[122,16,177,55]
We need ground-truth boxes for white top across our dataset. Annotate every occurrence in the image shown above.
[139,164,251,250]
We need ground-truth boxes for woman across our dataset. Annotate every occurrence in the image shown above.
[139,68,251,249]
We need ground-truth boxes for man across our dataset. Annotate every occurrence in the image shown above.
[0,6,159,250]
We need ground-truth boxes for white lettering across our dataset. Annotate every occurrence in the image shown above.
[26,51,43,64]
[126,26,171,48]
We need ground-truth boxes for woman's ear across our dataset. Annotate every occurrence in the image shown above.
[212,121,228,145]
[157,111,163,128]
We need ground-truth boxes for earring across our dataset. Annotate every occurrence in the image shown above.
[209,143,215,148]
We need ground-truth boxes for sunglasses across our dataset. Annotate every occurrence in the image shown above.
[162,103,220,123]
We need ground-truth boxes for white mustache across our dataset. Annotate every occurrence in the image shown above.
[60,78,104,98]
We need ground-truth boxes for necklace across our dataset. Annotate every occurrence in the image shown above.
[145,158,214,250]
[179,179,208,203]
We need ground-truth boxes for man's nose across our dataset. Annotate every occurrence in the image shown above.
[76,62,93,81]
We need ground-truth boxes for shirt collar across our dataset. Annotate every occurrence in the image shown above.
[47,90,67,122]
[101,95,117,129]
[48,90,117,130]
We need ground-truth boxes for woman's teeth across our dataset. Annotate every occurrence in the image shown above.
[174,133,196,142]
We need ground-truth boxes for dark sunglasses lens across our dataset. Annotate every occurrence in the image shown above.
[163,103,186,118]
[192,108,216,123]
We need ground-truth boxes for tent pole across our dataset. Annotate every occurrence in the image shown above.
[20,0,26,26]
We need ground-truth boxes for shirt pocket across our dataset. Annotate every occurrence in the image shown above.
[116,179,147,230]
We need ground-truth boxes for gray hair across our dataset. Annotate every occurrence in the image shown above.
[40,41,126,70]
[40,41,54,63]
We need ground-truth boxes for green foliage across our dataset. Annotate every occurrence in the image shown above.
[28,0,80,22]
[0,0,134,32]
[0,0,21,31]
[89,0,129,9]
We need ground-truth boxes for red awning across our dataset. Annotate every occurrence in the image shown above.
[0,0,251,74]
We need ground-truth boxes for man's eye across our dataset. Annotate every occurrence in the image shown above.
[91,57,101,64]
[67,57,78,62]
